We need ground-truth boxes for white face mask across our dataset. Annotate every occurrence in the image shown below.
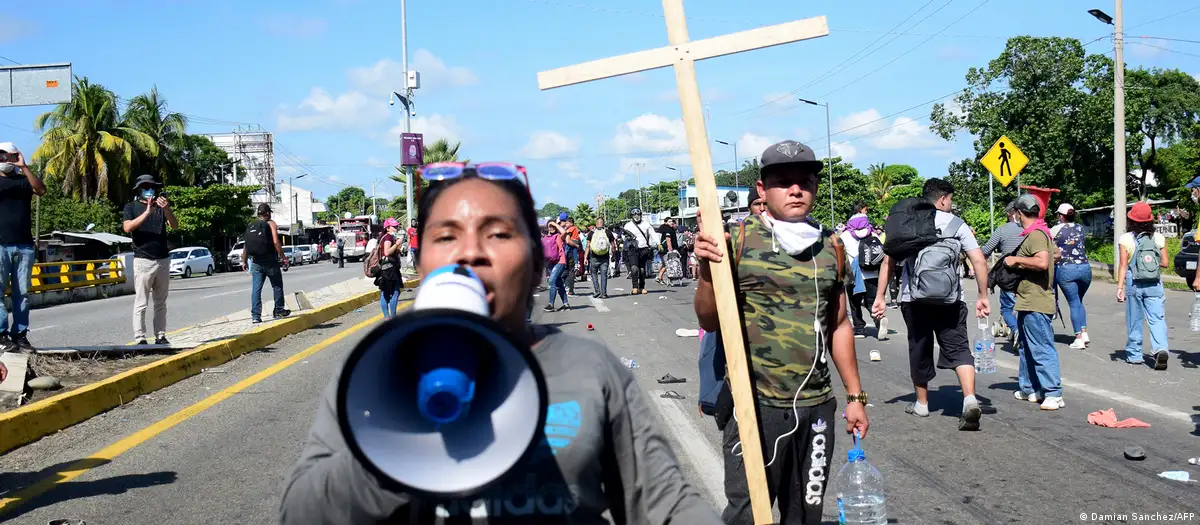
[761,211,822,255]
[0,163,14,174]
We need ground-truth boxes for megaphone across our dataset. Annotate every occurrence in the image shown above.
[336,264,549,499]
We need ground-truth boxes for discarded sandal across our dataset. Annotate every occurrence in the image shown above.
[660,390,685,400]
[657,374,686,384]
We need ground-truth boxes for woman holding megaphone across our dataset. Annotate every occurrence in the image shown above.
[281,162,722,524]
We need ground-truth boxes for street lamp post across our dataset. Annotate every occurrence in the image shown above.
[289,173,308,245]
[714,140,738,188]
[799,98,836,224]
[631,162,645,211]
[667,166,685,215]
[1090,4,1125,264]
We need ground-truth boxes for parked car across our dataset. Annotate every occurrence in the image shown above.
[282,246,300,268]
[296,245,316,264]
[1173,231,1197,286]
[227,241,245,268]
[170,247,215,278]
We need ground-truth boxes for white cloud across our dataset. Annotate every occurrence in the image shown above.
[736,132,779,160]
[262,14,328,38]
[276,88,387,131]
[348,51,477,95]
[833,109,941,151]
[761,92,796,113]
[831,142,857,161]
[1129,38,1170,59]
[387,113,462,145]
[519,131,581,159]
[613,113,686,154]
[556,161,584,180]
[328,175,341,181]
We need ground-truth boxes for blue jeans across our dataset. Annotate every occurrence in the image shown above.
[547,263,569,306]
[1124,273,1168,362]
[380,289,400,317]
[999,291,1017,333]
[590,256,609,296]
[250,261,285,320]
[1016,311,1061,398]
[1055,263,1092,334]
[0,244,35,335]
[564,247,579,294]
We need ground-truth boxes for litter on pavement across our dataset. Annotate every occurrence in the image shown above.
[657,374,686,384]
[1123,445,1146,461]
[1088,408,1151,428]
[869,350,881,361]
[675,328,700,337]
[1158,471,1195,483]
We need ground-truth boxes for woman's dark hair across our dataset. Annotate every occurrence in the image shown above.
[1059,210,1076,223]
[415,176,544,274]
[850,200,867,216]
[1128,218,1155,236]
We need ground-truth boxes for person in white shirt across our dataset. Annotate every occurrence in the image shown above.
[623,208,656,295]
[839,205,887,340]
[1115,201,1171,370]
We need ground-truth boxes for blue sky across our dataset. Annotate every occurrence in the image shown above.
[2,0,1198,211]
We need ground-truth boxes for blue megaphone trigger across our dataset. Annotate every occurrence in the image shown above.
[417,365,477,426]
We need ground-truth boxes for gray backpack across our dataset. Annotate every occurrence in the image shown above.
[907,216,965,304]
[1131,233,1162,281]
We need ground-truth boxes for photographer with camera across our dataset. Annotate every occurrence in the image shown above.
[122,174,179,346]
[0,142,45,353]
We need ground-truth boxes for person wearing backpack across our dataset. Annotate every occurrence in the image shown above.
[1004,195,1062,409]
[373,218,405,318]
[584,216,617,298]
[839,210,888,340]
[241,203,290,324]
[980,200,1026,342]
[1116,202,1171,370]
[871,178,990,431]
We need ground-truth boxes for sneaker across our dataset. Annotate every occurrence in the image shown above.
[1069,338,1087,350]
[12,331,35,353]
[853,328,867,339]
[904,401,930,417]
[136,339,149,346]
[959,399,982,431]
[543,304,555,312]
[0,334,14,353]
[154,336,170,346]
[1152,350,1169,371]
[273,310,292,319]
[1081,332,1090,345]
[1039,396,1065,410]
[556,304,570,312]
[1014,391,1043,403]
[877,317,889,341]
[252,318,263,324]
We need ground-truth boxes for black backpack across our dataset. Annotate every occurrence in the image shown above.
[883,198,939,261]
[857,235,886,271]
[244,220,274,257]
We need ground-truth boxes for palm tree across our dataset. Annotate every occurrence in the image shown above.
[123,86,190,187]
[33,77,156,202]
[867,162,895,201]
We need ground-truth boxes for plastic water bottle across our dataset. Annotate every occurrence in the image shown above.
[835,432,887,525]
[620,357,639,369]
[1190,294,1200,332]
[973,318,996,374]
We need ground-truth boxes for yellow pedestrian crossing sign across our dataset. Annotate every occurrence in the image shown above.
[980,135,1028,187]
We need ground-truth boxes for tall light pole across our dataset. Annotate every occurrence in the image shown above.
[667,166,685,215]
[289,173,308,244]
[799,98,836,224]
[400,0,415,223]
[1090,4,1125,262]
[714,140,738,188]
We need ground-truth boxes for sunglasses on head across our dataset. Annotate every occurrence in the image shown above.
[419,162,530,188]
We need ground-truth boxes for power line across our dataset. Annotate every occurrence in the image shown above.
[1127,40,1200,59]
[0,54,19,65]
[1131,35,1200,45]
[1127,4,1200,30]
[727,0,946,118]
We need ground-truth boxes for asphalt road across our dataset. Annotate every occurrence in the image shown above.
[25,260,363,350]
[1,274,1197,524]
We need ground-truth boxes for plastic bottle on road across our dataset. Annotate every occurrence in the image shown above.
[835,431,887,525]
[1190,294,1200,332]
[973,318,996,374]
[620,357,639,369]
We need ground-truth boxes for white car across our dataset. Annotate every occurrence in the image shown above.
[295,245,316,264]
[227,241,245,268]
[170,247,215,278]
[282,246,302,267]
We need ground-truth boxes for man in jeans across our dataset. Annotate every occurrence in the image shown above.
[242,204,291,323]
[561,215,582,295]
[0,142,46,353]
[980,201,1024,341]
[122,174,178,345]
[872,178,990,431]
[583,216,617,298]
[1005,194,1062,409]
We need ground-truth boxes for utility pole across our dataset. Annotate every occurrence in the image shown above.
[632,162,645,211]
[799,98,836,224]
[371,179,380,219]
[1112,0,1126,265]
[401,0,414,223]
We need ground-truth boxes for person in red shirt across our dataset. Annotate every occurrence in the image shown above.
[406,219,419,264]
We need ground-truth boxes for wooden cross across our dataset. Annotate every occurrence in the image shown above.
[538,3,828,523]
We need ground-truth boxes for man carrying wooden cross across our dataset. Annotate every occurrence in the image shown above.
[694,140,870,525]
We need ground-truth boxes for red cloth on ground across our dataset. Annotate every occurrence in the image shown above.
[1087,408,1151,428]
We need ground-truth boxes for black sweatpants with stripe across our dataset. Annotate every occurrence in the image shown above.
[721,398,838,525]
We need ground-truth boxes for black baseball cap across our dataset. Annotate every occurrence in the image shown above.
[1013,194,1040,215]
[759,140,824,179]
[133,174,161,189]
[257,203,273,215]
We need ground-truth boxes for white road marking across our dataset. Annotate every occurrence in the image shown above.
[590,296,610,312]
[993,355,1193,424]
[30,325,59,332]
[649,390,726,507]
[200,288,249,299]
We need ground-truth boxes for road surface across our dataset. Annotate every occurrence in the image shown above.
[0,276,1197,524]
[25,261,362,350]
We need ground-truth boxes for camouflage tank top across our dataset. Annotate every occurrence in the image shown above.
[730,215,849,408]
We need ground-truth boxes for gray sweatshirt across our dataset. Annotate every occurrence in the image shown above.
[280,326,722,524]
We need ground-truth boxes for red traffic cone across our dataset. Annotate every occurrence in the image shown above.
[587,323,594,331]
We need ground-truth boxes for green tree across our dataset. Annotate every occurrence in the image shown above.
[599,198,629,223]
[1125,68,1200,199]
[325,186,369,218]
[30,173,121,236]
[539,202,570,219]
[883,164,919,186]
[178,134,236,187]
[33,76,156,203]
[123,86,190,189]
[572,203,596,226]
[806,157,870,227]
[164,184,256,250]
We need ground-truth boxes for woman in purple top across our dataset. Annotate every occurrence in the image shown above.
[1050,203,1091,349]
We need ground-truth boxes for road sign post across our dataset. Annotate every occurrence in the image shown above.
[981,135,1030,235]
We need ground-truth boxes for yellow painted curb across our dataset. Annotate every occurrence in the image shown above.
[0,290,382,456]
